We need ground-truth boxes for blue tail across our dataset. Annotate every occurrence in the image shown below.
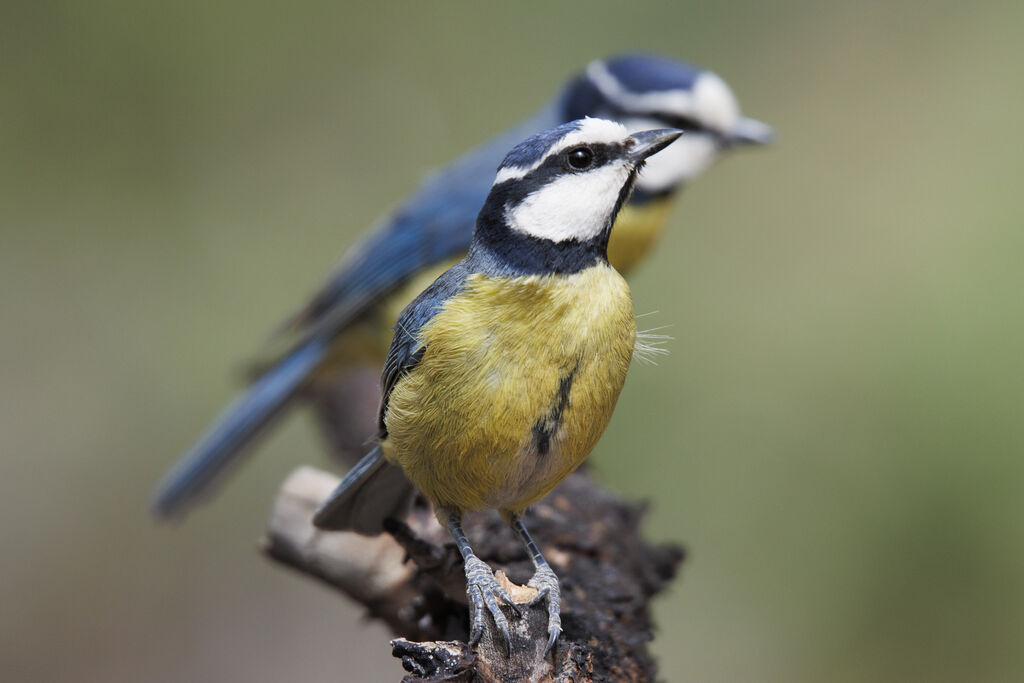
[152,338,328,518]
[312,444,415,535]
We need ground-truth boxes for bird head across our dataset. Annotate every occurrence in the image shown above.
[473,118,682,274]
[560,53,773,200]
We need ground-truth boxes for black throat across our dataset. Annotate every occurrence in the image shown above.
[470,217,607,276]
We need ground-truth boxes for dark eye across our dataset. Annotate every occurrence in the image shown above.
[566,147,594,170]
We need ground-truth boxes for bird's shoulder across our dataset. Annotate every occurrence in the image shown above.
[378,258,477,435]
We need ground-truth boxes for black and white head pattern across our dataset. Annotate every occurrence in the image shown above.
[564,54,773,196]
[492,118,637,244]
[471,117,670,276]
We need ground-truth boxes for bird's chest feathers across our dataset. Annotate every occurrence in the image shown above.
[386,265,635,510]
[418,266,635,406]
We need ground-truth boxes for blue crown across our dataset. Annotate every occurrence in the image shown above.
[603,53,703,94]
[561,54,707,121]
[497,120,583,171]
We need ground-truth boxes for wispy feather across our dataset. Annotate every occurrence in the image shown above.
[633,312,672,365]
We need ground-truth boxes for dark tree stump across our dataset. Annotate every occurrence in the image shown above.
[264,467,684,682]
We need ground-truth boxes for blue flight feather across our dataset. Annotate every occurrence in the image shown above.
[270,106,562,351]
[152,338,327,517]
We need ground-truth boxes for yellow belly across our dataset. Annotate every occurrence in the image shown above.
[382,264,636,514]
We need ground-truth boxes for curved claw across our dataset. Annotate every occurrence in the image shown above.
[544,623,560,656]
[467,584,487,645]
[464,556,517,649]
[527,564,562,655]
[526,584,550,606]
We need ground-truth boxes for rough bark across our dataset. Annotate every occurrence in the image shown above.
[264,466,684,681]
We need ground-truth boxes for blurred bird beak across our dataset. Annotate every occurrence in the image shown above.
[626,128,685,163]
[726,116,775,146]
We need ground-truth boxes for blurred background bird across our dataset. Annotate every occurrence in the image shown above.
[312,119,684,652]
[151,53,772,518]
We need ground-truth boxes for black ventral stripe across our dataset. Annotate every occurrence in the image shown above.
[533,364,578,456]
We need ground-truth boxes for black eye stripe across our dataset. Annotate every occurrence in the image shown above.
[489,141,628,214]
[493,141,625,190]
[559,141,620,171]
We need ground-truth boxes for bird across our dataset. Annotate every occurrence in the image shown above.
[311,118,684,652]
[152,53,772,518]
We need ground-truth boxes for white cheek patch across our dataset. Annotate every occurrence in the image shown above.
[504,162,630,243]
[494,118,627,184]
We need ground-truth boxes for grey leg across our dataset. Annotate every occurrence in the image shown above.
[509,514,561,654]
[444,512,520,647]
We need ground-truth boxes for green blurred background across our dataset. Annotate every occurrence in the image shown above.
[3,1,1023,681]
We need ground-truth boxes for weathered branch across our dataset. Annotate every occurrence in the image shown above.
[263,465,684,681]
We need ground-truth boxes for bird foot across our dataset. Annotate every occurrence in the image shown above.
[464,555,522,648]
[526,564,562,654]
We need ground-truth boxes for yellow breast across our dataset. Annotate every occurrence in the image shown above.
[606,198,675,275]
[382,263,636,514]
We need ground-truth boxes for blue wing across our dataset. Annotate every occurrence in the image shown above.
[153,105,558,518]
[152,337,327,517]
[264,105,562,358]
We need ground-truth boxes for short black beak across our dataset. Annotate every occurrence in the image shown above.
[725,116,775,146]
[626,128,684,164]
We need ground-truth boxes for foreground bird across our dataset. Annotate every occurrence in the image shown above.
[152,53,771,518]
[312,119,683,651]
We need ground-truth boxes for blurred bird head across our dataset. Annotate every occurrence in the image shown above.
[561,53,774,201]
[475,118,682,269]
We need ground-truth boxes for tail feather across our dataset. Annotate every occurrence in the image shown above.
[151,339,327,518]
[312,445,415,535]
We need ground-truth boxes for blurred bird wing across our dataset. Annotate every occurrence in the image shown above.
[250,106,561,375]
[151,337,328,517]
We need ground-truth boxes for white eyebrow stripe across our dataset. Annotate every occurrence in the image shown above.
[551,117,627,151]
[493,118,627,184]
[494,160,543,184]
